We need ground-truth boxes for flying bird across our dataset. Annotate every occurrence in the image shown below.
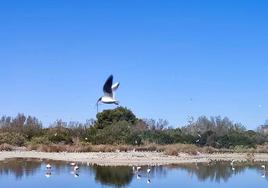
[97,75,120,110]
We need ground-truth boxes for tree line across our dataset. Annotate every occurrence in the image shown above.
[0,107,267,148]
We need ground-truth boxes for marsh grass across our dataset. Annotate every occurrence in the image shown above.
[0,143,14,151]
[25,143,213,155]
[7,142,268,156]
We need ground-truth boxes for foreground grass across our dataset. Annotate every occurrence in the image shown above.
[1,143,268,156]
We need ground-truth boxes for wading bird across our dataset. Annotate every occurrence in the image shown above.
[74,165,79,171]
[147,167,151,174]
[46,164,52,170]
[70,162,76,166]
[230,160,235,171]
[97,75,120,111]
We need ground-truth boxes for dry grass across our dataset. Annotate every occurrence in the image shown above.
[0,143,14,151]
[19,142,268,156]
[163,144,194,155]
[25,143,216,155]
[254,144,268,153]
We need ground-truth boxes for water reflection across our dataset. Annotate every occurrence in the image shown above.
[45,170,51,178]
[0,158,41,179]
[0,158,267,187]
[173,161,268,182]
[92,165,133,186]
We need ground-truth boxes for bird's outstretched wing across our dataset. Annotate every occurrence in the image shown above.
[103,75,113,97]
[112,82,120,91]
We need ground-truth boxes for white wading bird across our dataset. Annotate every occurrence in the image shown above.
[97,75,120,111]
[147,167,151,174]
[46,163,52,170]
[74,165,79,171]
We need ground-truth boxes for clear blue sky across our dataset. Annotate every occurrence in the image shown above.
[0,0,267,129]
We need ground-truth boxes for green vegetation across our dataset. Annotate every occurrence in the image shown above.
[0,107,268,153]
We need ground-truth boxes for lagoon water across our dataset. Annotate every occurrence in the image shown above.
[0,158,267,187]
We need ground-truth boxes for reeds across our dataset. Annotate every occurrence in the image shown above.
[0,143,14,151]
[10,142,268,156]
[25,143,214,155]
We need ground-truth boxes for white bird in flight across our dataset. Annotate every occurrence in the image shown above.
[97,75,120,108]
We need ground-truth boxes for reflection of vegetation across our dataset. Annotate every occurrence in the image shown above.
[0,158,41,179]
[92,165,133,187]
[0,158,67,179]
[0,159,268,184]
[191,162,237,182]
[172,161,268,182]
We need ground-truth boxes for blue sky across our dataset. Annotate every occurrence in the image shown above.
[0,0,267,129]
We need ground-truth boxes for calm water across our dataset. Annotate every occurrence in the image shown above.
[0,158,267,187]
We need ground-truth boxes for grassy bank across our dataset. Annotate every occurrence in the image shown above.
[1,143,268,157]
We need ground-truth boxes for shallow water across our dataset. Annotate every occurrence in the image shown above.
[0,158,267,187]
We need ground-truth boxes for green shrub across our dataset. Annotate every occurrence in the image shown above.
[95,107,137,129]
[0,132,26,146]
[44,127,73,144]
[27,136,51,145]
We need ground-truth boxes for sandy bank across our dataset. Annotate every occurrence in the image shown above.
[0,151,267,166]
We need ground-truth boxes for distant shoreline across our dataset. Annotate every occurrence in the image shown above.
[0,151,268,166]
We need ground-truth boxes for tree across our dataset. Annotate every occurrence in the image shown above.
[95,107,137,129]
[24,116,42,139]
[143,119,169,130]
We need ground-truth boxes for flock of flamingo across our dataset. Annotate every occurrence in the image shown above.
[45,162,152,183]
[45,162,79,178]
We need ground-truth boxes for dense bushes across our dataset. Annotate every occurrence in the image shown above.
[0,109,268,150]
[0,132,26,146]
[95,107,137,129]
